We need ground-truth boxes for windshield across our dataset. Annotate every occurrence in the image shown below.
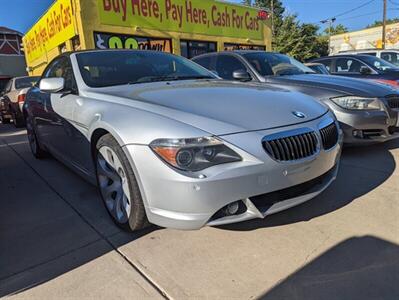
[243,52,315,76]
[76,51,216,88]
[15,76,40,90]
[360,55,399,71]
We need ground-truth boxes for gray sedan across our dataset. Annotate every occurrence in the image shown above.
[193,51,399,144]
[24,50,342,231]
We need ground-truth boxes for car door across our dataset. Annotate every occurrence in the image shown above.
[331,57,376,79]
[40,56,81,165]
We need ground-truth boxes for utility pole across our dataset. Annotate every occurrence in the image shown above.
[271,0,274,35]
[382,0,387,49]
[271,0,274,50]
[321,18,336,54]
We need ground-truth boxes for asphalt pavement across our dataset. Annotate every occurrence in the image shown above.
[0,124,398,299]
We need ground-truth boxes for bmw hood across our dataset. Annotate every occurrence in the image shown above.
[267,74,398,98]
[94,80,328,136]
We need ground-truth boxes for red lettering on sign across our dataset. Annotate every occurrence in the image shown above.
[185,0,206,25]
[103,0,111,10]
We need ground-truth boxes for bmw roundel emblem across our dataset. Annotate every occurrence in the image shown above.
[292,111,306,119]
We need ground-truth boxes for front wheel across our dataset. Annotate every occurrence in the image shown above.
[95,134,149,231]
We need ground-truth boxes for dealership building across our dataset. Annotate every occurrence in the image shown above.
[330,22,399,54]
[23,0,272,76]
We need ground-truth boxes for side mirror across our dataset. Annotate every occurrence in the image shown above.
[232,69,251,81]
[39,78,65,93]
[360,66,371,75]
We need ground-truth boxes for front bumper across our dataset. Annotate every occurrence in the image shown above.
[123,115,343,230]
[329,103,399,144]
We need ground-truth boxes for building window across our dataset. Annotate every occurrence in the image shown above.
[224,43,266,51]
[180,40,217,59]
[94,32,172,53]
[58,43,67,54]
[72,36,81,51]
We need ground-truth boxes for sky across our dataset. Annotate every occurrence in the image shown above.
[0,0,398,34]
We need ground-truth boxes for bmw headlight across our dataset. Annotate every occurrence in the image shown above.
[330,96,382,110]
[150,137,241,172]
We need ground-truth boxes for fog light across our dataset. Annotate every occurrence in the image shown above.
[353,130,364,138]
[223,201,240,216]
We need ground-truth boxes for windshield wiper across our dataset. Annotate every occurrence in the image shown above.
[131,75,214,84]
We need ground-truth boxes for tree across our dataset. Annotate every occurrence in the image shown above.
[242,0,285,18]
[242,0,328,61]
[366,18,399,28]
[243,0,328,61]
[323,24,348,35]
[273,15,324,61]
[242,0,285,39]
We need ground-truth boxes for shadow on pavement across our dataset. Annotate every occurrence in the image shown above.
[219,138,398,231]
[0,125,159,296]
[260,236,399,300]
[0,123,398,297]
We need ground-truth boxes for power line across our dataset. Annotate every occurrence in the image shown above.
[338,8,399,21]
[320,0,377,24]
[332,0,377,18]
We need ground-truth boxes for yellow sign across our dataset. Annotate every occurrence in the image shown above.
[98,0,264,40]
[23,0,76,64]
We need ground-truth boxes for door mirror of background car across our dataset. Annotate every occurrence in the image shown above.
[232,70,252,81]
[360,66,372,75]
[39,78,65,93]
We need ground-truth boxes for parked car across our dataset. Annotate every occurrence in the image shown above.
[310,54,399,88]
[24,50,342,231]
[334,49,399,67]
[304,63,330,74]
[192,51,399,144]
[0,76,12,123]
[0,75,11,93]
[1,76,40,127]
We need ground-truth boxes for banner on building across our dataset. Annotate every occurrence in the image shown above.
[98,0,265,40]
[23,0,76,63]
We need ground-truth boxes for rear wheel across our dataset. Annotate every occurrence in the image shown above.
[13,111,25,128]
[95,134,148,231]
[0,112,11,124]
[26,115,48,159]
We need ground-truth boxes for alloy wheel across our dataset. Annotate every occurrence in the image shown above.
[96,146,131,223]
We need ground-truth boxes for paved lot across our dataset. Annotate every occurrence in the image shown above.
[0,124,398,299]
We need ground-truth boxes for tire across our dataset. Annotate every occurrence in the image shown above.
[2,117,11,124]
[1,113,11,124]
[95,134,149,231]
[13,111,25,128]
[26,115,49,159]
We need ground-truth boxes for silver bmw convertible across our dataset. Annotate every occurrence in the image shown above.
[24,50,342,231]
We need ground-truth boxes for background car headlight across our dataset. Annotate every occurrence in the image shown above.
[150,137,241,171]
[331,96,382,110]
